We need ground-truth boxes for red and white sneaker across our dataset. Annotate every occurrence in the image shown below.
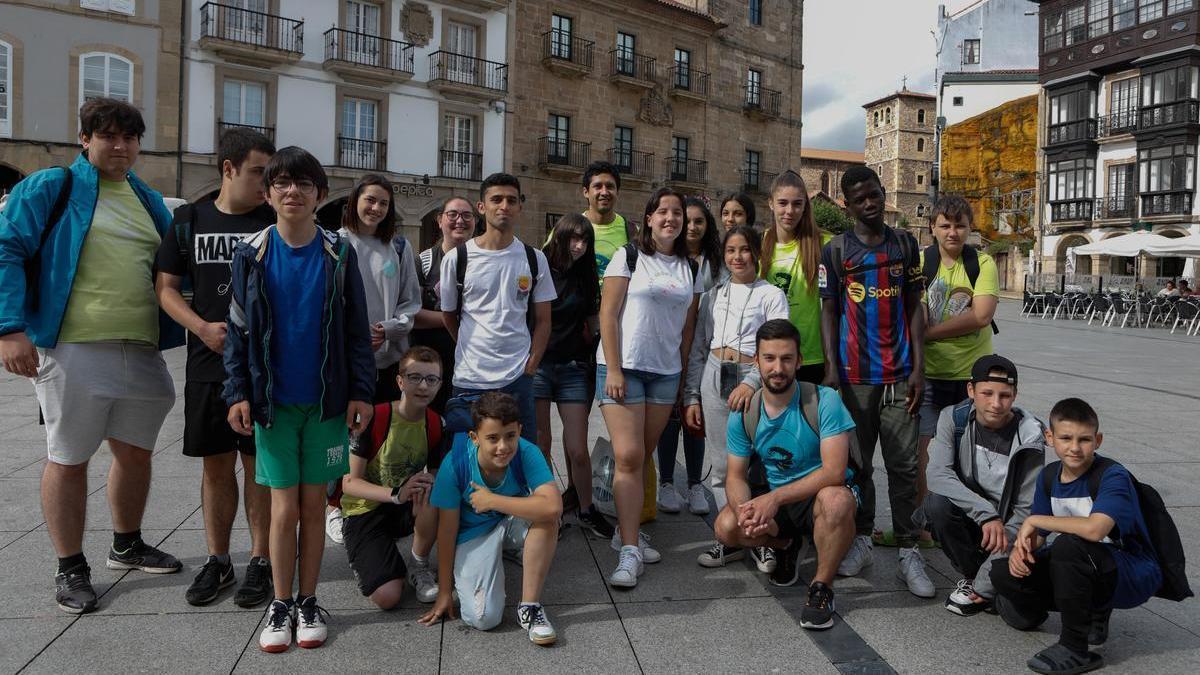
[259,600,294,653]
[295,596,330,649]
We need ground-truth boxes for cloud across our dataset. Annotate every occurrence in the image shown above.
[803,81,840,112]
[805,116,864,153]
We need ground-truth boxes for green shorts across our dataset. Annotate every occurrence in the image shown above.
[254,404,349,488]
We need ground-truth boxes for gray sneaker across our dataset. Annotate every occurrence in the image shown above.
[836,534,874,577]
[897,546,936,598]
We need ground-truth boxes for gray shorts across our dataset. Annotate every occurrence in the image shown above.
[34,342,176,465]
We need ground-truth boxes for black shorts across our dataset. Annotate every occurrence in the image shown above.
[183,381,256,457]
[773,497,817,540]
[343,503,416,596]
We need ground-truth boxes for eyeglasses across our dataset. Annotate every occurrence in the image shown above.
[270,178,318,195]
[442,210,476,222]
[403,374,443,387]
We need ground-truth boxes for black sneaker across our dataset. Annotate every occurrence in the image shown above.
[1088,608,1112,646]
[235,557,273,608]
[696,542,745,567]
[769,538,803,587]
[107,540,182,574]
[54,564,98,614]
[800,581,836,630]
[185,556,235,606]
[578,504,615,539]
[751,546,778,574]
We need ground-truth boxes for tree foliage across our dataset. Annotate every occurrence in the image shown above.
[812,199,853,235]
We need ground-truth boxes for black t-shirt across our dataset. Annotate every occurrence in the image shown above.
[155,201,276,382]
[972,414,1019,457]
[543,268,596,364]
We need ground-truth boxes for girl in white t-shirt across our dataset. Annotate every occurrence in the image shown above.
[683,225,789,571]
[598,188,703,588]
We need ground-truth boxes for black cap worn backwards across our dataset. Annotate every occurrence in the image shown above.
[970,354,1017,386]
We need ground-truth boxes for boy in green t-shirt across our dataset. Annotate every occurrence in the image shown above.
[918,196,999,505]
[339,347,445,610]
[581,160,634,278]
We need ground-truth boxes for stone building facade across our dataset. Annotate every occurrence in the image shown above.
[797,147,864,204]
[863,89,936,229]
[0,0,182,196]
[508,0,803,241]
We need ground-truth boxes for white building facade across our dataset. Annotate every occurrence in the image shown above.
[180,0,511,248]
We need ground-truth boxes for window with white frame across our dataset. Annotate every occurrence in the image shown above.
[1048,157,1095,202]
[962,39,980,65]
[441,112,476,179]
[1113,0,1136,31]
[1168,1,1194,15]
[0,41,10,137]
[1139,143,1195,194]
[1089,0,1110,38]
[1140,0,1164,22]
[80,52,132,103]
[222,79,266,130]
[1065,3,1087,45]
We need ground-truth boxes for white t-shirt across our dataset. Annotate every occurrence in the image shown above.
[439,238,556,389]
[598,245,704,375]
[708,279,790,356]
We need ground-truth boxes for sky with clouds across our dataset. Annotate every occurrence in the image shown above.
[802,0,965,151]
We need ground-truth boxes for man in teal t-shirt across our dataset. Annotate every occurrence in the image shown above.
[421,393,562,646]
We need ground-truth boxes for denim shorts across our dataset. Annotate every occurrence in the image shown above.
[595,364,680,406]
[533,360,591,403]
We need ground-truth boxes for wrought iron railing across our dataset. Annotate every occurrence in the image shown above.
[324,28,413,73]
[1139,99,1200,129]
[609,49,655,82]
[199,2,304,53]
[541,30,594,70]
[666,156,708,184]
[429,51,508,93]
[607,147,654,178]
[337,136,386,171]
[439,149,482,181]
[1047,118,1097,144]
[1141,190,1194,216]
[743,85,782,117]
[539,137,591,169]
[668,66,710,96]
[217,119,275,142]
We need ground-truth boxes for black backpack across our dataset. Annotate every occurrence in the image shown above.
[921,244,999,335]
[23,166,73,311]
[621,241,699,281]
[454,241,539,332]
[1041,457,1193,602]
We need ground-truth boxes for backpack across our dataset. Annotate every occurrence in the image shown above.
[1041,457,1193,602]
[454,241,540,332]
[621,241,699,281]
[921,244,999,335]
[741,382,865,475]
[327,401,445,508]
[824,228,919,293]
[448,431,528,493]
[24,167,73,311]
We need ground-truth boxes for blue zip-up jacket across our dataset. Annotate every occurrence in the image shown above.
[223,225,376,426]
[0,153,184,348]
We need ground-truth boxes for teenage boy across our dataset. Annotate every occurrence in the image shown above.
[716,320,858,631]
[439,174,555,442]
[991,398,1162,675]
[818,165,933,597]
[917,355,1045,616]
[340,346,444,609]
[918,196,999,510]
[156,127,276,607]
[0,98,185,614]
[419,392,562,645]
[223,146,375,652]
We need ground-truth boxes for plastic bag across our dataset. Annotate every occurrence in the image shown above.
[590,436,657,522]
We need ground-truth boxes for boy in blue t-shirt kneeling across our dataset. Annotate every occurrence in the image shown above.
[991,398,1161,675]
[419,392,562,645]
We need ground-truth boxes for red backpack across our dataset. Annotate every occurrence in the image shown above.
[327,402,445,508]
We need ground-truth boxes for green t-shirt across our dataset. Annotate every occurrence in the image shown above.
[922,250,999,380]
[341,410,429,518]
[58,178,160,345]
[764,233,831,366]
[591,213,629,279]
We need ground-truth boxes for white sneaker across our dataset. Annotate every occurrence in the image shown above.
[836,534,874,577]
[325,508,344,545]
[609,545,644,588]
[408,560,439,604]
[610,529,661,563]
[897,547,936,598]
[657,483,682,513]
[687,484,710,515]
[517,603,557,645]
[258,600,294,653]
[295,596,329,648]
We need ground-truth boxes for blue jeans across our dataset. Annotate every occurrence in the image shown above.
[446,374,538,443]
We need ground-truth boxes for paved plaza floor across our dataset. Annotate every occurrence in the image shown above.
[1,299,1197,674]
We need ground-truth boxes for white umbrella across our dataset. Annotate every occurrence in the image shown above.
[1072,232,1176,257]
[1143,233,1200,258]
[1065,246,1077,275]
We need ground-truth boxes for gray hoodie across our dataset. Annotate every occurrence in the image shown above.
[339,229,421,369]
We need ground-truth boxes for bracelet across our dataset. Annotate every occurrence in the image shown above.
[391,486,402,504]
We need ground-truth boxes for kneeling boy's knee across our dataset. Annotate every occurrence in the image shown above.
[370,581,404,610]
[816,486,856,522]
[714,507,740,546]
[464,598,503,631]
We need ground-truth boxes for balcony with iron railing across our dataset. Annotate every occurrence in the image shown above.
[1049,198,1096,223]
[1097,110,1137,138]
[740,169,779,194]
[218,119,275,142]
[743,85,781,119]
[1138,99,1200,132]
[429,51,508,99]
[198,2,304,66]
[337,136,387,172]
[323,28,414,85]
[665,156,708,187]
[439,148,483,182]
[1141,190,1194,216]
[668,66,709,101]
[538,138,591,175]
[1096,195,1136,220]
[606,147,654,182]
[608,50,656,89]
[541,30,593,76]
[1046,118,1097,146]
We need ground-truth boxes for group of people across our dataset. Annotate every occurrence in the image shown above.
[0,97,1185,675]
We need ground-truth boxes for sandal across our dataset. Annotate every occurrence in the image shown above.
[1027,644,1104,675]
[871,529,940,549]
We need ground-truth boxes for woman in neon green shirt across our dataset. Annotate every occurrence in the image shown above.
[758,171,830,385]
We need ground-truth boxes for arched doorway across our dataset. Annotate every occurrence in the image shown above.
[1056,234,1091,275]
[1102,232,1133,275]
[1155,229,1187,278]
[0,163,25,196]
